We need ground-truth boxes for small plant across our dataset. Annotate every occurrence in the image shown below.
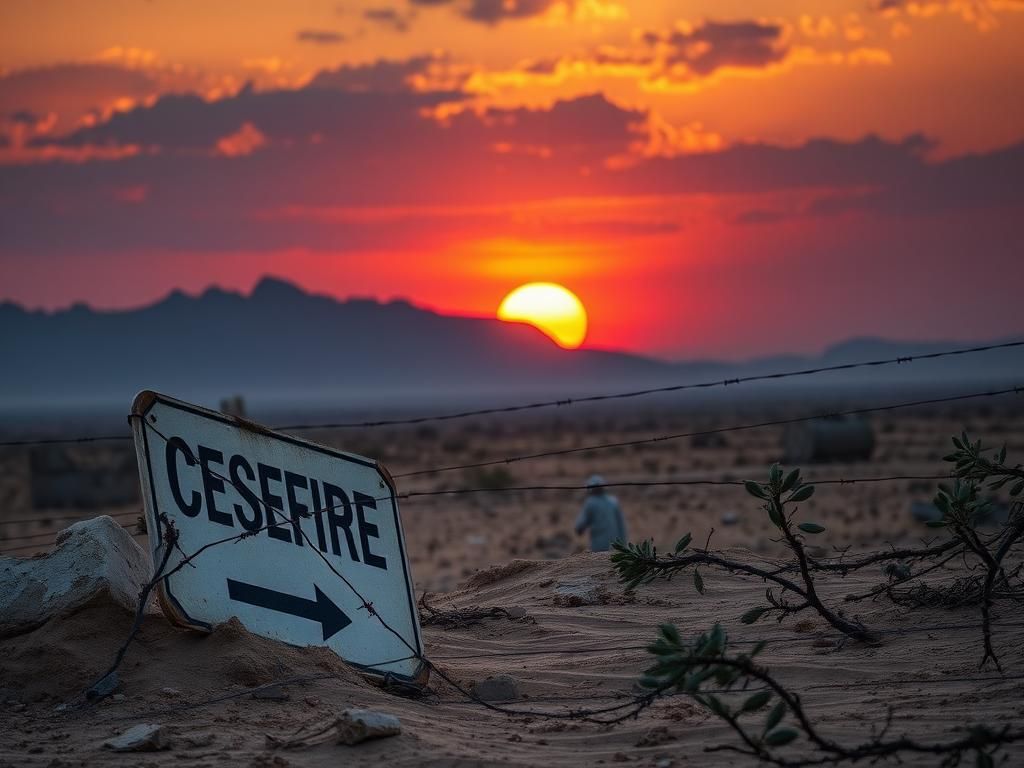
[612,464,873,642]
[924,433,1024,668]
[637,623,1020,766]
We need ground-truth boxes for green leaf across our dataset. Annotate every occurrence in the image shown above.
[659,623,682,646]
[781,468,801,493]
[703,694,729,718]
[741,606,769,625]
[977,750,994,768]
[1011,480,1024,497]
[925,520,948,528]
[768,503,785,528]
[764,701,786,733]
[769,463,783,485]
[674,533,692,554]
[764,728,799,747]
[797,522,825,534]
[741,690,771,713]
[789,485,815,503]
[693,569,705,595]
[745,481,767,499]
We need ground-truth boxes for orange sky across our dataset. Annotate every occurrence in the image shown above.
[1,0,1022,358]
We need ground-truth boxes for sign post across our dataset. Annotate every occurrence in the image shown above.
[130,391,427,684]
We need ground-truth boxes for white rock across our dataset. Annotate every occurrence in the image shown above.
[335,709,401,745]
[553,577,606,607]
[0,515,152,636]
[103,723,167,752]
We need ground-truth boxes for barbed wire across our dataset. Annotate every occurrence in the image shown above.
[0,473,952,550]
[395,386,1022,478]
[60,417,1021,730]
[1,340,1021,448]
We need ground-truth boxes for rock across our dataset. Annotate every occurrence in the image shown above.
[335,709,401,745]
[553,578,607,607]
[472,674,520,702]
[505,606,528,620]
[112,694,127,702]
[160,687,181,698]
[720,511,739,526]
[102,724,168,752]
[656,759,674,768]
[0,516,152,637]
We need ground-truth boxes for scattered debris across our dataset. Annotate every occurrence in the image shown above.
[472,674,520,702]
[418,593,532,629]
[0,516,152,637]
[102,724,168,752]
[267,709,401,749]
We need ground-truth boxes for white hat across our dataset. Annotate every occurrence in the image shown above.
[586,474,605,489]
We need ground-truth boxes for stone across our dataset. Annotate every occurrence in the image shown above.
[720,511,739,526]
[0,516,152,637]
[505,606,528,620]
[102,724,168,752]
[472,674,520,702]
[553,578,607,607]
[335,709,401,745]
[160,687,181,698]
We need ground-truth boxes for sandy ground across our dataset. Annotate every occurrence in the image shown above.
[2,400,1023,765]
[2,549,1023,766]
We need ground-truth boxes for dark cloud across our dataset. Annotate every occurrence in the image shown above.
[306,54,456,92]
[364,7,413,32]
[9,109,44,126]
[296,29,346,44]
[2,73,1020,259]
[0,63,157,134]
[409,0,567,25]
[643,20,788,76]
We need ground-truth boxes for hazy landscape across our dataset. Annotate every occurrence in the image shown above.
[3,0,1024,764]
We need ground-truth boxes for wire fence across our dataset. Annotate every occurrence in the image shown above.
[0,344,1019,740]
[1,339,1020,448]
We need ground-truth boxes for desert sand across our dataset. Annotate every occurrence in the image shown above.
[2,398,1023,766]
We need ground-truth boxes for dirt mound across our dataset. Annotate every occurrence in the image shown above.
[0,589,369,703]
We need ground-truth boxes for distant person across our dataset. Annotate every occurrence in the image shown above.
[575,475,627,552]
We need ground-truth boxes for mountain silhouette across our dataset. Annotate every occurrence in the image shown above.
[2,277,1021,407]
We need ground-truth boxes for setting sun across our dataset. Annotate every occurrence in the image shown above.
[497,282,588,349]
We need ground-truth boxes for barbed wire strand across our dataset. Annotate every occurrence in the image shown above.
[0,474,953,550]
[395,386,1022,478]
[1,340,1021,448]
[68,417,1022,728]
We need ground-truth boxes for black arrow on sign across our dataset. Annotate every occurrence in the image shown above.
[226,579,352,640]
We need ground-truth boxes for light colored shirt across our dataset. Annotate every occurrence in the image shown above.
[575,493,627,552]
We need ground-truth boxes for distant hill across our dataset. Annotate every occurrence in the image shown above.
[1,278,1021,407]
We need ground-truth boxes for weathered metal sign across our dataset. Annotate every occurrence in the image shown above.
[130,391,426,684]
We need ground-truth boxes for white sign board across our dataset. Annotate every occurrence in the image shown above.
[131,391,426,684]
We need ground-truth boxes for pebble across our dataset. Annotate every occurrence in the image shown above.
[335,709,401,745]
[102,724,168,752]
